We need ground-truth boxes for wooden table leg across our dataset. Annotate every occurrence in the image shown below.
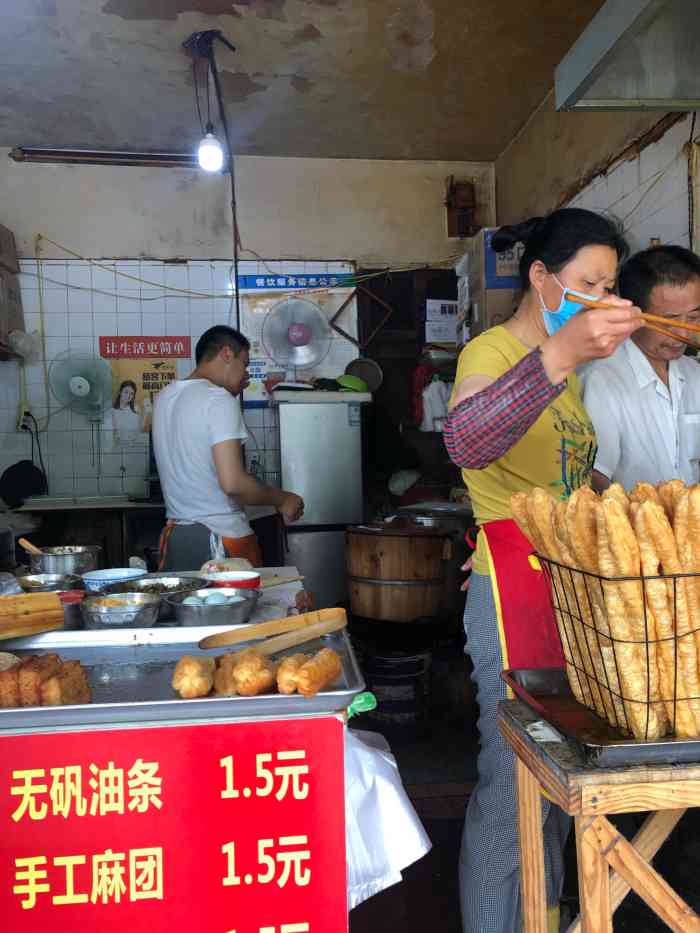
[574,817,612,933]
[515,756,547,933]
[568,809,686,932]
[589,815,700,933]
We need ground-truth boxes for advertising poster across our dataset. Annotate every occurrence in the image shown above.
[99,337,191,450]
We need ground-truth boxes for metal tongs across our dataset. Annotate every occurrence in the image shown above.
[566,292,700,348]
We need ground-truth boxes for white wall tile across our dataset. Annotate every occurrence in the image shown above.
[93,312,118,337]
[140,263,165,287]
[67,263,92,288]
[117,312,141,335]
[69,313,94,338]
[92,266,116,290]
[93,295,117,316]
[164,264,189,290]
[0,411,16,432]
[187,262,213,291]
[74,476,99,496]
[68,289,92,315]
[43,312,68,337]
[166,313,189,336]
[97,476,123,496]
[141,312,166,336]
[49,453,75,478]
[45,337,69,359]
[49,477,75,496]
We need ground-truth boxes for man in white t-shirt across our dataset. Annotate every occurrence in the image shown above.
[153,325,304,570]
[582,245,700,491]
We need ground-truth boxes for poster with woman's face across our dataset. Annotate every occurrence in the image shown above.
[108,359,177,450]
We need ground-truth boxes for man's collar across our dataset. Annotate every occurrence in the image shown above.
[624,339,684,388]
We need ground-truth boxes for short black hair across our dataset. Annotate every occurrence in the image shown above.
[618,245,700,310]
[492,208,629,292]
[195,325,250,365]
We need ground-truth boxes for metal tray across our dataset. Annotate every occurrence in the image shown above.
[0,626,365,733]
[502,668,700,767]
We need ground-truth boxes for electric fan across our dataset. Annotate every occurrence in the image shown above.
[49,351,114,421]
[48,351,114,473]
[261,297,332,376]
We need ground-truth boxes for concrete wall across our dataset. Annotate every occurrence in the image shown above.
[494,91,673,223]
[0,151,494,267]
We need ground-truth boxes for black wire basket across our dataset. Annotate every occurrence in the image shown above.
[539,555,700,742]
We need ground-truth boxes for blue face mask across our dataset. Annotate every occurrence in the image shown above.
[538,273,600,336]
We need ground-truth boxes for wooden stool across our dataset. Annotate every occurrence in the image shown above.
[498,698,700,932]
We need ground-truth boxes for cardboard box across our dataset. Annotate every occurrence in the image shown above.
[463,227,523,292]
[0,224,19,275]
[0,269,24,346]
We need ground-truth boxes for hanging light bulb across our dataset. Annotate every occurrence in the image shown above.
[198,123,224,172]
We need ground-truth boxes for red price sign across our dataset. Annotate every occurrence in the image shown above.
[0,717,346,933]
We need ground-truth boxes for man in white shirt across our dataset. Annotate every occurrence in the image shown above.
[153,325,304,570]
[583,245,700,491]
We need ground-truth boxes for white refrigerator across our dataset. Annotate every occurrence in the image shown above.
[277,392,370,609]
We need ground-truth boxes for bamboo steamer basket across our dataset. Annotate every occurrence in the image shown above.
[346,521,450,622]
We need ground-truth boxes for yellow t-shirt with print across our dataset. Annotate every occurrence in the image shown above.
[452,326,596,574]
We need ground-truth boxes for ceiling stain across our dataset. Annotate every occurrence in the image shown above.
[290,75,313,94]
[289,24,322,45]
[101,0,240,20]
[219,70,268,101]
[2,0,609,160]
[232,0,287,21]
[385,0,436,73]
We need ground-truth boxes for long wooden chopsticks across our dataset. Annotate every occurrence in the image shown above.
[566,292,699,347]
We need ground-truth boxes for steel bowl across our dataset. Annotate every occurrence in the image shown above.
[81,592,161,630]
[17,573,83,593]
[103,574,208,620]
[29,546,102,576]
[165,587,261,627]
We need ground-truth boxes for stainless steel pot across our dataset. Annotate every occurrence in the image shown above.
[29,546,102,576]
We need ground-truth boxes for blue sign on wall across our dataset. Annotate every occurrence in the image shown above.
[237,273,355,291]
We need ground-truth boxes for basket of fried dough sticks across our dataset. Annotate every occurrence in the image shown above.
[511,479,700,741]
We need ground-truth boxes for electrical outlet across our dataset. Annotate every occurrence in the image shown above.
[17,406,31,432]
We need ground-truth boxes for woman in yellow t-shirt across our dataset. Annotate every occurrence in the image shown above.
[444,209,642,933]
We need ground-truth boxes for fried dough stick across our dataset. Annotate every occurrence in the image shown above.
[525,488,591,709]
[276,653,310,695]
[296,648,342,697]
[602,482,631,516]
[598,499,665,739]
[552,500,608,720]
[637,502,697,736]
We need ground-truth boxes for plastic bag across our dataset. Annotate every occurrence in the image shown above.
[0,573,23,595]
[345,728,432,909]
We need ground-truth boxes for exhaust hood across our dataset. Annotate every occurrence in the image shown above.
[555,0,700,111]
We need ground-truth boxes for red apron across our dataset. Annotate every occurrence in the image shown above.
[480,518,565,674]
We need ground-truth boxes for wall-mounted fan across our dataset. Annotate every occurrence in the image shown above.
[49,351,114,472]
[261,297,331,376]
